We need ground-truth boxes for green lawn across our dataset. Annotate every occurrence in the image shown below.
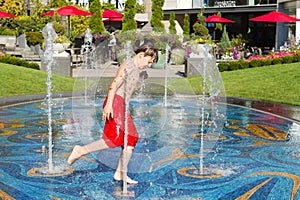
[220,62,300,105]
[0,62,299,106]
[0,63,75,97]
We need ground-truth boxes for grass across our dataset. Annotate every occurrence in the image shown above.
[220,62,300,106]
[0,63,75,97]
[0,62,299,106]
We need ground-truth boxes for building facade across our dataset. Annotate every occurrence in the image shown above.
[37,0,299,50]
[163,0,300,50]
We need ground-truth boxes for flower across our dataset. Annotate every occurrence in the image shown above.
[80,33,109,40]
[185,46,192,58]
[92,33,108,39]
[247,52,296,62]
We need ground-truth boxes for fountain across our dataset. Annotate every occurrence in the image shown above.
[42,23,56,172]
[81,28,95,104]
[122,41,135,195]
[164,44,171,107]
[0,30,300,199]
[25,23,73,177]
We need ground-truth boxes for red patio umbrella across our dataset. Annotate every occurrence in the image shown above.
[206,15,234,40]
[102,10,123,32]
[102,10,123,19]
[103,17,122,22]
[0,10,17,18]
[40,5,95,17]
[206,15,234,23]
[40,6,95,38]
[249,11,300,22]
[250,11,300,50]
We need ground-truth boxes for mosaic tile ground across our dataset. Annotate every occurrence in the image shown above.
[0,96,299,200]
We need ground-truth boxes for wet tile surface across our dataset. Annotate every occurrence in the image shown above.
[0,97,299,199]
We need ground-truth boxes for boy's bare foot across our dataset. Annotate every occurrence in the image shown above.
[67,145,82,166]
[113,172,138,184]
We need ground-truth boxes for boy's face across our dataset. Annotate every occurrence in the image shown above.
[138,54,156,69]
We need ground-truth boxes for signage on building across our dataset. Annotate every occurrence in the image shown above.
[215,0,236,7]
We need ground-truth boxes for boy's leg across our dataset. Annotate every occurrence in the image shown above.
[67,139,109,165]
[113,146,138,184]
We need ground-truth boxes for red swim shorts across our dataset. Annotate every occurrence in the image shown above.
[102,94,138,148]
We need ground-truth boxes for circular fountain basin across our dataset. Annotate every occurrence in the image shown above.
[0,96,299,199]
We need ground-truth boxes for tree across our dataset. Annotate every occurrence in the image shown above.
[218,25,231,49]
[193,10,209,37]
[122,0,137,31]
[168,11,176,34]
[89,0,105,34]
[48,0,67,8]
[183,13,190,40]
[0,0,24,15]
[150,0,165,32]
[215,12,222,32]
[136,3,145,13]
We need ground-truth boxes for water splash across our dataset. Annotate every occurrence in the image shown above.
[41,23,57,172]
[186,43,226,175]
[164,44,171,107]
[122,41,135,194]
[81,28,95,104]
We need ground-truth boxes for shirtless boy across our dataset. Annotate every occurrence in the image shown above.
[67,44,158,184]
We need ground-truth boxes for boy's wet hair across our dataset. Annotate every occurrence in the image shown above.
[135,44,159,63]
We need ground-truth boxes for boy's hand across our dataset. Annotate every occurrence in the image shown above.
[102,106,113,121]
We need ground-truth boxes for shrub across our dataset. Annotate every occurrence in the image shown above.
[249,59,262,68]
[218,26,231,49]
[151,0,165,31]
[216,51,300,72]
[26,32,43,46]
[183,14,190,40]
[281,55,293,64]
[122,0,138,31]
[272,57,282,65]
[0,54,39,70]
[52,21,65,36]
[261,58,272,66]
[55,35,71,44]
[228,61,240,71]
[169,12,176,34]
[193,23,209,36]
[115,30,142,47]
[193,10,209,37]
[217,62,229,72]
[0,28,17,36]
[293,54,300,62]
[238,60,249,69]
[12,16,45,35]
[89,0,105,34]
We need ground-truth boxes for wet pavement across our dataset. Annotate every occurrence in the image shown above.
[226,97,300,123]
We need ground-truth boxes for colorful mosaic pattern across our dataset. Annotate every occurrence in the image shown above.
[0,97,299,199]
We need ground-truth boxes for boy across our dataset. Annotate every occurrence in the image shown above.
[67,44,158,184]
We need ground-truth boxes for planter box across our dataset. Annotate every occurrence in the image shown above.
[185,58,200,77]
[0,35,16,51]
[41,52,71,76]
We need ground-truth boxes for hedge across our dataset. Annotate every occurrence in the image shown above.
[217,52,300,72]
[0,54,40,70]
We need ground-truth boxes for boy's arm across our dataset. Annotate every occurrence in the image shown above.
[102,62,126,121]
